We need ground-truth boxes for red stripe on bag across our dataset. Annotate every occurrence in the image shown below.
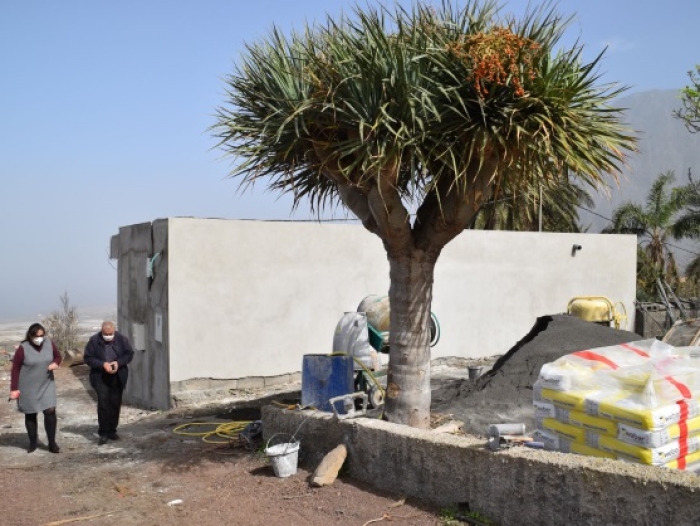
[572,351,619,370]
[677,400,689,461]
[666,376,692,399]
[678,456,687,470]
[619,343,650,358]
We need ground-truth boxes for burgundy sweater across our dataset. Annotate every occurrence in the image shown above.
[10,341,62,391]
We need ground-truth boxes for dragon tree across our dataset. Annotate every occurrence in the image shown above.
[213,1,636,428]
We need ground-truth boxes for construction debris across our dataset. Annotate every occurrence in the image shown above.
[311,444,347,487]
[487,423,530,450]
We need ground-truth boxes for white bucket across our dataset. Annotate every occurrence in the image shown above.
[265,441,300,478]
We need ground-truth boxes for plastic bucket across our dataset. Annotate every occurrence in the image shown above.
[265,435,300,478]
[301,355,354,412]
[468,366,483,380]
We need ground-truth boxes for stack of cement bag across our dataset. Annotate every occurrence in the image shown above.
[533,339,700,471]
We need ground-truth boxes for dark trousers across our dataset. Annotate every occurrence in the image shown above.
[95,372,123,437]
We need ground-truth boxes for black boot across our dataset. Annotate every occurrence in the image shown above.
[25,413,38,453]
[44,408,60,453]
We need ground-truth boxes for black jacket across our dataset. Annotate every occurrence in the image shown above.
[84,331,134,390]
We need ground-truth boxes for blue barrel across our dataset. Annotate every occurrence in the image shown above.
[301,355,354,413]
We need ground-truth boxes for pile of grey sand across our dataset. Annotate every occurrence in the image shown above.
[431,314,641,436]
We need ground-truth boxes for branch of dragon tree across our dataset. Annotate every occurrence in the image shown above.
[310,142,382,236]
[310,142,409,248]
[365,172,413,255]
[413,160,497,252]
[335,182,381,237]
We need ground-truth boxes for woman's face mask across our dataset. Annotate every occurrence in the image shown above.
[32,336,44,346]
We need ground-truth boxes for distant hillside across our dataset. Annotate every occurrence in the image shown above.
[580,89,700,233]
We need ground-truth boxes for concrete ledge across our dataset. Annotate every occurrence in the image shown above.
[262,406,700,526]
[170,373,301,407]
[264,372,300,387]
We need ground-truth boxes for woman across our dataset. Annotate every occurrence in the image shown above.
[9,323,62,453]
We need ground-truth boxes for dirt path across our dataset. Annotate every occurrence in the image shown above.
[0,364,445,526]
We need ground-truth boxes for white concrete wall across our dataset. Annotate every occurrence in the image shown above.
[165,218,636,383]
[433,230,637,357]
[167,218,389,382]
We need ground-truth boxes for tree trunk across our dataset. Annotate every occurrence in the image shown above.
[383,250,436,429]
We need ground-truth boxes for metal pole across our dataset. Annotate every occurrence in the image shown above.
[663,279,688,321]
[656,278,677,324]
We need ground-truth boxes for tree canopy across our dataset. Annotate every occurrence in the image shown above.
[674,65,700,134]
[673,171,700,282]
[214,1,634,246]
[473,175,593,232]
[603,172,687,297]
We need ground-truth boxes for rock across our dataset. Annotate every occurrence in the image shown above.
[310,444,347,487]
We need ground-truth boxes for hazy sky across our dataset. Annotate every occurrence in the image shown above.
[1,0,698,320]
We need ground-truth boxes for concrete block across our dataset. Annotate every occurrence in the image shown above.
[311,444,347,487]
[119,222,153,253]
[109,235,120,259]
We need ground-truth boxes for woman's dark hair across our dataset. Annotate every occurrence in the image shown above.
[24,323,46,342]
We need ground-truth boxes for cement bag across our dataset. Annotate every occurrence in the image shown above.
[617,414,700,448]
[554,407,618,436]
[537,340,658,392]
[536,417,587,443]
[332,312,372,370]
[536,380,598,412]
[593,433,700,465]
[534,426,616,459]
[665,449,700,470]
[606,356,700,405]
[584,390,700,429]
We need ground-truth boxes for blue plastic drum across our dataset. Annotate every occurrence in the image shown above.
[301,355,354,413]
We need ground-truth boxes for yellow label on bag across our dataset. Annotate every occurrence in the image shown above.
[598,435,700,465]
[570,442,616,459]
[539,418,585,443]
[618,415,700,448]
[540,388,592,412]
[564,410,618,436]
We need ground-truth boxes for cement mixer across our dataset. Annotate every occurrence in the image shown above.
[332,295,441,407]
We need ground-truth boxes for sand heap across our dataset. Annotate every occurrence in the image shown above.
[431,314,640,436]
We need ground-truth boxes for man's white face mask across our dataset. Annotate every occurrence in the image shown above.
[103,334,115,342]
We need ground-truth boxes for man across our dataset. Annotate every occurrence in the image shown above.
[84,321,134,445]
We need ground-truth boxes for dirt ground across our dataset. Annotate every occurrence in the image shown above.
[0,363,449,526]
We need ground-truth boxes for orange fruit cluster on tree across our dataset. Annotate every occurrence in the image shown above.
[448,27,540,98]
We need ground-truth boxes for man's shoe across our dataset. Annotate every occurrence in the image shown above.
[107,433,120,441]
[48,443,60,454]
[98,436,108,446]
[27,444,37,453]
